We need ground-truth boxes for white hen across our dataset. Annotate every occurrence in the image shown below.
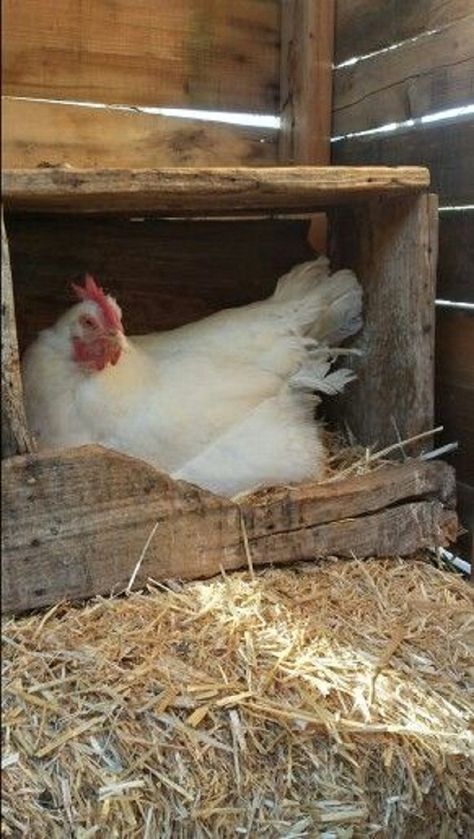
[22,257,362,496]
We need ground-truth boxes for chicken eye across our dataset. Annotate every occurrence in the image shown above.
[80,314,97,330]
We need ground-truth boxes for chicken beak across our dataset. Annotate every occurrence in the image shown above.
[107,331,123,366]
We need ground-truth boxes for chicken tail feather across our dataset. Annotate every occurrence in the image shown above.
[273,259,363,346]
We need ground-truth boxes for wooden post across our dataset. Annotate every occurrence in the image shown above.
[1,210,35,457]
[329,193,438,452]
[279,0,335,252]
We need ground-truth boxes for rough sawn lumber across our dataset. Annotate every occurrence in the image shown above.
[2,166,430,215]
[1,210,35,458]
[2,99,278,170]
[1,447,457,615]
[330,193,438,452]
[3,0,280,112]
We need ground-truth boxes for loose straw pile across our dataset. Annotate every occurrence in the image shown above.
[2,558,473,837]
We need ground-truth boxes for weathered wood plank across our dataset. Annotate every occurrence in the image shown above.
[279,0,334,165]
[242,460,456,536]
[435,308,474,484]
[1,99,278,169]
[438,210,474,302]
[333,15,474,136]
[1,166,430,215]
[333,115,474,206]
[335,0,473,64]
[2,0,280,112]
[329,193,437,452]
[1,448,457,615]
[6,214,316,352]
[1,210,35,458]
[246,502,457,567]
[279,0,334,252]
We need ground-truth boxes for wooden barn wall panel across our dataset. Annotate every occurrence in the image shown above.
[335,0,474,64]
[435,309,474,485]
[438,211,474,303]
[5,214,316,354]
[1,99,278,170]
[333,15,474,136]
[2,0,280,112]
[332,115,474,206]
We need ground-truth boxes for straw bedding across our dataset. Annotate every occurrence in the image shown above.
[2,556,473,837]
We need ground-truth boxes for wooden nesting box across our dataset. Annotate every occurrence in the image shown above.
[1,1,458,615]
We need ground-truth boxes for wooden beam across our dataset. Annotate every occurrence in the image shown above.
[332,114,474,206]
[279,0,335,165]
[329,193,438,452]
[2,166,430,215]
[1,99,278,170]
[1,210,35,458]
[333,15,474,135]
[279,0,335,253]
[335,0,473,64]
[2,0,280,112]
[2,446,457,615]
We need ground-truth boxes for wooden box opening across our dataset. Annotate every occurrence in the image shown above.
[2,170,458,616]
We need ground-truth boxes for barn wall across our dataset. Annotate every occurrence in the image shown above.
[1,0,281,168]
[333,0,474,556]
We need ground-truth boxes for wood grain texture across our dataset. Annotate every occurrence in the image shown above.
[1,210,35,458]
[329,193,437,452]
[279,0,334,253]
[5,214,316,353]
[333,15,474,135]
[279,0,335,164]
[438,210,474,302]
[1,99,278,169]
[2,166,430,215]
[242,459,456,537]
[1,448,457,614]
[435,308,474,484]
[2,0,280,112]
[335,0,474,64]
[333,115,474,205]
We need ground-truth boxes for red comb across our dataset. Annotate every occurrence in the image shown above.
[72,274,122,331]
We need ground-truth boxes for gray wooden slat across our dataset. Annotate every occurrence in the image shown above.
[333,16,474,136]
[335,0,474,64]
[332,115,474,206]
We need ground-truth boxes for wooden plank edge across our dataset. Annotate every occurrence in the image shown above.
[1,166,430,214]
[2,446,457,614]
